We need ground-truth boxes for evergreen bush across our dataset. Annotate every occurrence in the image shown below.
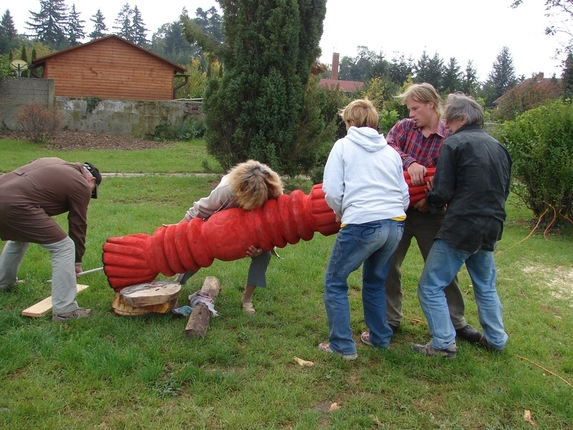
[203,0,327,177]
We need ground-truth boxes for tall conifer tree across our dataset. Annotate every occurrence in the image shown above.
[89,9,107,40]
[26,0,69,48]
[67,4,86,46]
[197,0,327,175]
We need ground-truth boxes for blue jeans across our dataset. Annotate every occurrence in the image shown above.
[417,239,508,351]
[324,219,404,355]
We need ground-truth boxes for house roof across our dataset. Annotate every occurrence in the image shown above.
[319,78,364,93]
[31,35,186,74]
[493,73,561,105]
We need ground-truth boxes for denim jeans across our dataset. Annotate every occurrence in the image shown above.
[417,239,508,351]
[324,219,404,355]
[385,209,467,329]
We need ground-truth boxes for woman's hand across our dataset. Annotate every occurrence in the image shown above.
[246,246,264,257]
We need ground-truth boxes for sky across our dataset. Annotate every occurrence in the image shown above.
[7,0,566,81]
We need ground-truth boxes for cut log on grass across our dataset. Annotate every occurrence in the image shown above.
[185,276,220,339]
[112,293,178,316]
[22,284,89,317]
[119,281,181,307]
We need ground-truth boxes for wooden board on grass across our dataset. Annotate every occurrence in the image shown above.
[22,284,89,317]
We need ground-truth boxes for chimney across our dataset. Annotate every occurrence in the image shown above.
[331,52,339,81]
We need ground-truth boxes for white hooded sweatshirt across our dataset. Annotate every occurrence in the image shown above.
[323,126,409,225]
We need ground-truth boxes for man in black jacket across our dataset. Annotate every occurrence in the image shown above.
[411,93,512,358]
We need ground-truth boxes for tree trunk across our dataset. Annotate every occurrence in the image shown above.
[185,276,220,339]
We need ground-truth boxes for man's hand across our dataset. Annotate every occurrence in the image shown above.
[246,246,264,258]
[407,162,427,186]
[413,198,430,212]
[75,264,82,278]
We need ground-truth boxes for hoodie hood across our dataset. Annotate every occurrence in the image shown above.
[346,126,387,152]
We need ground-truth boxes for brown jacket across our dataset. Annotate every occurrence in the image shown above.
[0,157,92,263]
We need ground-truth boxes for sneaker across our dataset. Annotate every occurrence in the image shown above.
[411,342,457,359]
[360,332,373,346]
[389,324,399,334]
[456,324,484,343]
[478,337,504,353]
[52,308,93,322]
[318,343,358,361]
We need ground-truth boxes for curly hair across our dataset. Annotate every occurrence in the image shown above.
[227,160,284,210]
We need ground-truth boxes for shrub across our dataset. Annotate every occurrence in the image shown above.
[15,103,64,143]
[152,117,206,141]
[496,99,573,229]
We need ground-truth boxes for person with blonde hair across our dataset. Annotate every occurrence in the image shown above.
[177,159,283,314]
[319,98,409,360]
[384,83,483,345]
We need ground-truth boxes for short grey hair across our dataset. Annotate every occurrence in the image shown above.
[444,93,484,127]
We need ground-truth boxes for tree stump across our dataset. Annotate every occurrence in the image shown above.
[185,276,221,339]
[119,281,181,307]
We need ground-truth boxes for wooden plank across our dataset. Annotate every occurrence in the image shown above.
[22,284,89,317]
[185,276,221,339]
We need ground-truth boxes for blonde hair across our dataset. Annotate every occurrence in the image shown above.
[396,83,444,117]
[227,160,284,210]
[340,98,379,129]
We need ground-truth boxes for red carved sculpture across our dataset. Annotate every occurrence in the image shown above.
[102,171,435,291]
[407,167,435,206]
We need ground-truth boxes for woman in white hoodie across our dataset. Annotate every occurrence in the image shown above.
[319,98,410,360]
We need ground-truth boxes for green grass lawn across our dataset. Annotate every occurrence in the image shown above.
[0,138,572,429]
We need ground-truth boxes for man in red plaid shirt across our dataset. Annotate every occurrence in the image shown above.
[382,83,483,345]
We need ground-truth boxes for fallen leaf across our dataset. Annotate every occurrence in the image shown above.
[524,409,536,426]
[329,403,340,412]
[369,414,383,427]
[293,356,314,367]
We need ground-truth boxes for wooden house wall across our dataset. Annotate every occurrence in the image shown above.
[43,38,176,100]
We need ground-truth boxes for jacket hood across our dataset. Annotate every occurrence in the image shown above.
[346,126,387,152]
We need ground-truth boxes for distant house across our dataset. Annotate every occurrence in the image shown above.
[319,53,364,93]
[31,35,187,101]
[493,73,561,120]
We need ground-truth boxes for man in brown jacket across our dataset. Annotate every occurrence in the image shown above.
[0,157,101,321]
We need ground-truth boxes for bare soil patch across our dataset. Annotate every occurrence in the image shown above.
[0,130,173,151]
[523,264,573,303]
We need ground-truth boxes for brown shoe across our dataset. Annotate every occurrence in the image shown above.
[52,308,93,322]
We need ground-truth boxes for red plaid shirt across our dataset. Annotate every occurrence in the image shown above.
[386,118,450,170]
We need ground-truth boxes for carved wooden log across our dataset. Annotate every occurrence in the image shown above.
[185,276,220,339]
[119,281,181,307]
[405,168,435,207]
[102,174,434,291]
[103,184,339,291]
